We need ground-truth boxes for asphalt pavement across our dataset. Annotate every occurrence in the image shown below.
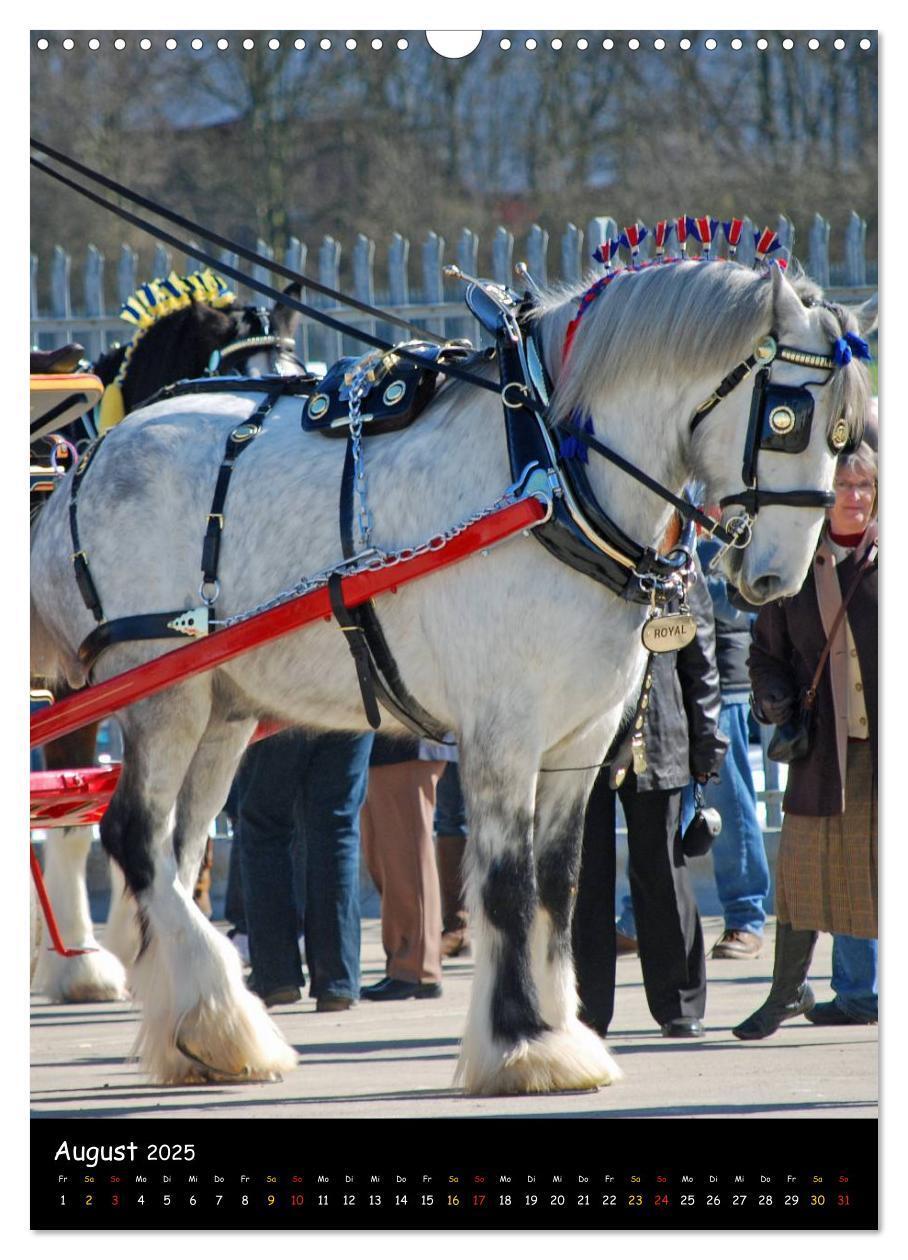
[30,915,877,1121]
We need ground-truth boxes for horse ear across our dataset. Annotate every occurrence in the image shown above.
[769,262,805,333]
[272,282,302,339]
[850,293,878,337]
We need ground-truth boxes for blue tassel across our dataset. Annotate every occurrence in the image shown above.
[845,331,872,362]
[832,337,853,366]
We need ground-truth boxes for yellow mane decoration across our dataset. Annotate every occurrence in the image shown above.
[98,270,236,432]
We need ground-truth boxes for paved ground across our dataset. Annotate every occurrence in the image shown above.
[30,915,876,1120]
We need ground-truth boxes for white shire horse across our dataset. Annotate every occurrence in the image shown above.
[30,260,870,1093]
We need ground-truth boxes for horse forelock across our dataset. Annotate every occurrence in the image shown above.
[536,261,776,423]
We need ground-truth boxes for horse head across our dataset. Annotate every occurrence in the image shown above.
[93,281,306,418]
[216,283,305,378]
[691,265,873,604]
[540,258,873,607]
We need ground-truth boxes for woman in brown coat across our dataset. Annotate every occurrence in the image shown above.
[733,438,878,1039]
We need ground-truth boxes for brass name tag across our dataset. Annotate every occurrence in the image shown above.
[641,613,696,653]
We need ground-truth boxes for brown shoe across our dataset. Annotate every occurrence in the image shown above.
[711,929,763,960]
[616,930,638,955]
[316,996,354,1013]
[441,928,471,958]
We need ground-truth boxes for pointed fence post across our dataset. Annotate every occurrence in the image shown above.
[456,229,480,341]
[49,245,72,346]
[736,217,756,267]
[561,223,583,284]
[283,236,308,361]
[492,226,514,288]
[776,214,795,267]
[388,232,410,350]
[457,228,479,278]
[586,217,617,267]
[843,211,867,287]
[30,254,39,323]
[352,233,376,346]
[319,236,342,364]
[808,213,830,288]
[251,238,273,300]
[117,244,138,306]
[388,232,410,307]
[151,244,172,282]
[525,224,549,288]
[422,231,446,337]
[83,244,105,360]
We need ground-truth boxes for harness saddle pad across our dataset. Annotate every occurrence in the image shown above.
[301,342,475,438]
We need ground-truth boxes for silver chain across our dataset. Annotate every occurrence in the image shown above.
[213,480,539,630]
[347,368,375,548]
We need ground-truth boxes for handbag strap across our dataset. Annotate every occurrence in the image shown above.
[804,542,877,708]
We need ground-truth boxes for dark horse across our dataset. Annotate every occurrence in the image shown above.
[32,282,304,1002]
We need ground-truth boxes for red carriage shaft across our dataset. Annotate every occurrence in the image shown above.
[31,496,547,748]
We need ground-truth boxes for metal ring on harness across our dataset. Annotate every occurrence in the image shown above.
[199,578,221,606]
[501,381,530,409]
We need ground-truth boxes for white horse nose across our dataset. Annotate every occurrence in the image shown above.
[743,573,785,604]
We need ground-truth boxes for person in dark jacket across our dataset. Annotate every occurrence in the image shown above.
[733,439,878,1038]
[572,553,728,1038]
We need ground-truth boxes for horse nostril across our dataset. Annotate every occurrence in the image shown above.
[746,574,782,603]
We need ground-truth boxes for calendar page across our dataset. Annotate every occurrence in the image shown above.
[29,25,878,1232]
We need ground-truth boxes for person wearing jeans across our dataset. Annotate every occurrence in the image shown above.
[235,728,374,1011]
[827,933,878,1022]
[698,535,771,959]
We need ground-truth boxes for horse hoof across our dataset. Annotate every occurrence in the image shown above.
[457,1024,622,1096]
[138,994,298,1086]
[35,945,129,1003]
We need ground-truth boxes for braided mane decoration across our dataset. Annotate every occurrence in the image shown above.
[98,270,236,431]
[562,217,789,365]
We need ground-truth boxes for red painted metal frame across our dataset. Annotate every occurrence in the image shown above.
[30,765,122,828]
[30,845,96,957]
[31,495,546,749]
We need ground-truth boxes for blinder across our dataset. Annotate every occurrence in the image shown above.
[742,371,815,486]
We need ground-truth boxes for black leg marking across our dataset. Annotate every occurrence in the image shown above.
[99,786,156,899]
[536,804,585,946]
[482,839,548,1043]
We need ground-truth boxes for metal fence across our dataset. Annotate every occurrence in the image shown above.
[30,211,877,365]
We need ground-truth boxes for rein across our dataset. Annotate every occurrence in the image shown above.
[30,155,504,402]
[31,138,445,346]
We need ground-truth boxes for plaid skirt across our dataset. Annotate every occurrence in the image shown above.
[775,740,877,938]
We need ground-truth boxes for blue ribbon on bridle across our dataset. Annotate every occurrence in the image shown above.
[833,332,872,366]
[559,412,594,464]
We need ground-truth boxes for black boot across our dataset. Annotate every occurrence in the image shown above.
[732,923,818,1040]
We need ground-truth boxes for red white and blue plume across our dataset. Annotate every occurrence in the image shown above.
[652,220,674,257]
[675,215,689,256]
[754,227,784,265]
[723,219,745,258]
[592,238,619,272]
[686,216,720,259]
[618,222,649,264]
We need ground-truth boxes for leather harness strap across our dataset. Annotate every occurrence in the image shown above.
[73,387,282,675]
[333,428,453,742]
